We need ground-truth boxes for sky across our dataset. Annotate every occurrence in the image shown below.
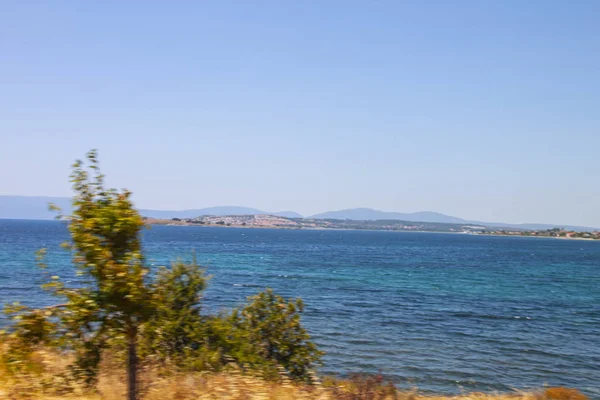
[1,1,599,226]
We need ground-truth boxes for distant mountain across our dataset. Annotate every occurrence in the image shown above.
[139,207,303,219]
[309,207,599,232]
[310,208,468,224]
[141,206,265,219]
[272,211,303,218]
[0,196,303,220]
[0,196,73,219]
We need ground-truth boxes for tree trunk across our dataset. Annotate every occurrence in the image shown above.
[127,329,138,400]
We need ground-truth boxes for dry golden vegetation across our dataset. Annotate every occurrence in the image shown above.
[0,347,588,400]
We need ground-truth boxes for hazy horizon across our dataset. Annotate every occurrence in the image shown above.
[2,2,599,226]
[2,194,600,229]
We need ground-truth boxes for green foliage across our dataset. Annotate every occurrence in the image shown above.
[1,304,58,375]
[227,289,323,381]
[4,304,57,347]
[62,150,152,323]
[33,150,152,397]
[138,263,322,382]
[140,259,208,362]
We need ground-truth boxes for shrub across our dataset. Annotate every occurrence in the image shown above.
[226,289,323,382]
[140,259,208,363]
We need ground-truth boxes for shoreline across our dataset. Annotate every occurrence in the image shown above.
[145,219,600,241]
[2,218,596,242]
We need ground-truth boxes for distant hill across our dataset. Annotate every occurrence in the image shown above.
[0,196,303,220]
[137,207,302,219]
[141,206,265,219]
[310,208,468,224]
[309,207,599,232]
[0,196,73,219]
[272,211,303,218]
[1,196,598,232]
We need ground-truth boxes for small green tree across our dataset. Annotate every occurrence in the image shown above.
[43,150,153,400]
[140,258,208,363]
[228,289,323,382]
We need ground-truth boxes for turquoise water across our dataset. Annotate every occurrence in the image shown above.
[1,219,599,397]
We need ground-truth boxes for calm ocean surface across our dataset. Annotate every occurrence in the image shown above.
[1,219,599,397]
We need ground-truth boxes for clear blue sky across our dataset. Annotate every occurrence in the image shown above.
[1,1,599,226]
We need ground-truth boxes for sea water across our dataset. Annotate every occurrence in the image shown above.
[1,219,598,397]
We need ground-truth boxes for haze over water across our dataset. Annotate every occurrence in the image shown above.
[1,219,599,398]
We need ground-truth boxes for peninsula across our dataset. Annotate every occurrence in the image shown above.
[144,215,600,240]
[145,214,487,232]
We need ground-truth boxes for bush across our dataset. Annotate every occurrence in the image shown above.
[226,289,323,382]
[140,259,208,363]
[138,266,322,382]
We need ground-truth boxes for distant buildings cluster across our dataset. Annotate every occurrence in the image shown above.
[174,214,300,227]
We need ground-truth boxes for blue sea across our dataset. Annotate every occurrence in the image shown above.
[1,219,599,397]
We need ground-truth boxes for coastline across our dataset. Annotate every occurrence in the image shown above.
[145,218,600,241]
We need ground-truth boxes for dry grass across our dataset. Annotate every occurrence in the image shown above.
[0,348,588,400]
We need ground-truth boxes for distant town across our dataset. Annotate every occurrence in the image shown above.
[145,214,486,232]
[144,215,600,240]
